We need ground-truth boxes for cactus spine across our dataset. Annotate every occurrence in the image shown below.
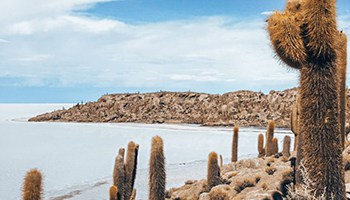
[267,0,346,197]
[207,152,220,190]
[258,133,265,158]
[282,136,291,157]
[22,169,42,200]
[149,136,166,200]
[265,121,275,156]
[232,125,239,162]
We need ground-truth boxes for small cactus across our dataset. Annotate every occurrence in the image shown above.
[265,121,275,156]
[258,133,265,158]
[113,155,125,199]
[272,138,279,155]
[232,125,239,162]
[149,136,166,200]
[109,185,120,200]
[207,152,221,190]
[22,169,42,200]
[219,154,223,168]
[282,136,291,157]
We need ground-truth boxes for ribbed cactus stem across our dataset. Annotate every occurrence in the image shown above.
[272,138,279,155]
[22,169,42,200]
[207,152,220,190]
[109,185,120,200]
[149,136,166,200]
[232,125,239,162]
[282,136,291,157]
[265,121,275,156]
[337,32,347,148]
[258,133,265,158]
[124,142,139,200]
[113,155,125,199]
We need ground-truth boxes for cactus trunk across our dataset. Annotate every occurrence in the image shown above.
[232,126,239,162]
[149,136,166,200]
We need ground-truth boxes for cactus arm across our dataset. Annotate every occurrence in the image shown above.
[267,11,306,69]
[302,0,338,62]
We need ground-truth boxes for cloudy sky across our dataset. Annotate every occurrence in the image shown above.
[0,0,349,102]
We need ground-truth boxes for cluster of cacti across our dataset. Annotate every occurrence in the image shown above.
[257,121,292,159]
[149,136,166,200]
[231,125,239,162]
[22,169,42,200]
[110,141,139,200]
[267,0,347,198]
[207,152,221,191]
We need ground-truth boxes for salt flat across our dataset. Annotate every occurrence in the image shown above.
[0,104,292,200]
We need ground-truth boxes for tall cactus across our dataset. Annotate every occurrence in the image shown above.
[124,142,139,200]
[232,125,239,162]
[267,0,346,198]
[258,133,265,158]
[265,120,275,156]
[207,152,220,190]
[22,169,42,200]
[149,136,166,200]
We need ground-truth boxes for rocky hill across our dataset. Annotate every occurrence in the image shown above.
[28,88,350,128]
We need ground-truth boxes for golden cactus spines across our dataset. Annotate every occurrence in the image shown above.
[267,0,346,197]
[149,136,166,200]
[272,138,279,155]
[258,133,265,158]
[282,136,291,157]
[124,141,139,200]
[337,32,347,148]
[232,125,239,162]
[265,120,275,156]
[109,185,120,200]
[267,11,306,69]
[207,152,220,190]
[22,169,42,200]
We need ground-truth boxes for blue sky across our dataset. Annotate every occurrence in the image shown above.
[0,0,349,103]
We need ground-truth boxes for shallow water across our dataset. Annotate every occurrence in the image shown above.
[0,104,293,200]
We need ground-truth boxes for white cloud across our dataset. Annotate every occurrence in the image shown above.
[261,11,274,16]
[0,0,304,92]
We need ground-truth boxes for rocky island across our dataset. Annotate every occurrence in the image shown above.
[28,88,350,128]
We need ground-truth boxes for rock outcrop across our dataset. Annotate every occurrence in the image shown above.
[28,88,350,128]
